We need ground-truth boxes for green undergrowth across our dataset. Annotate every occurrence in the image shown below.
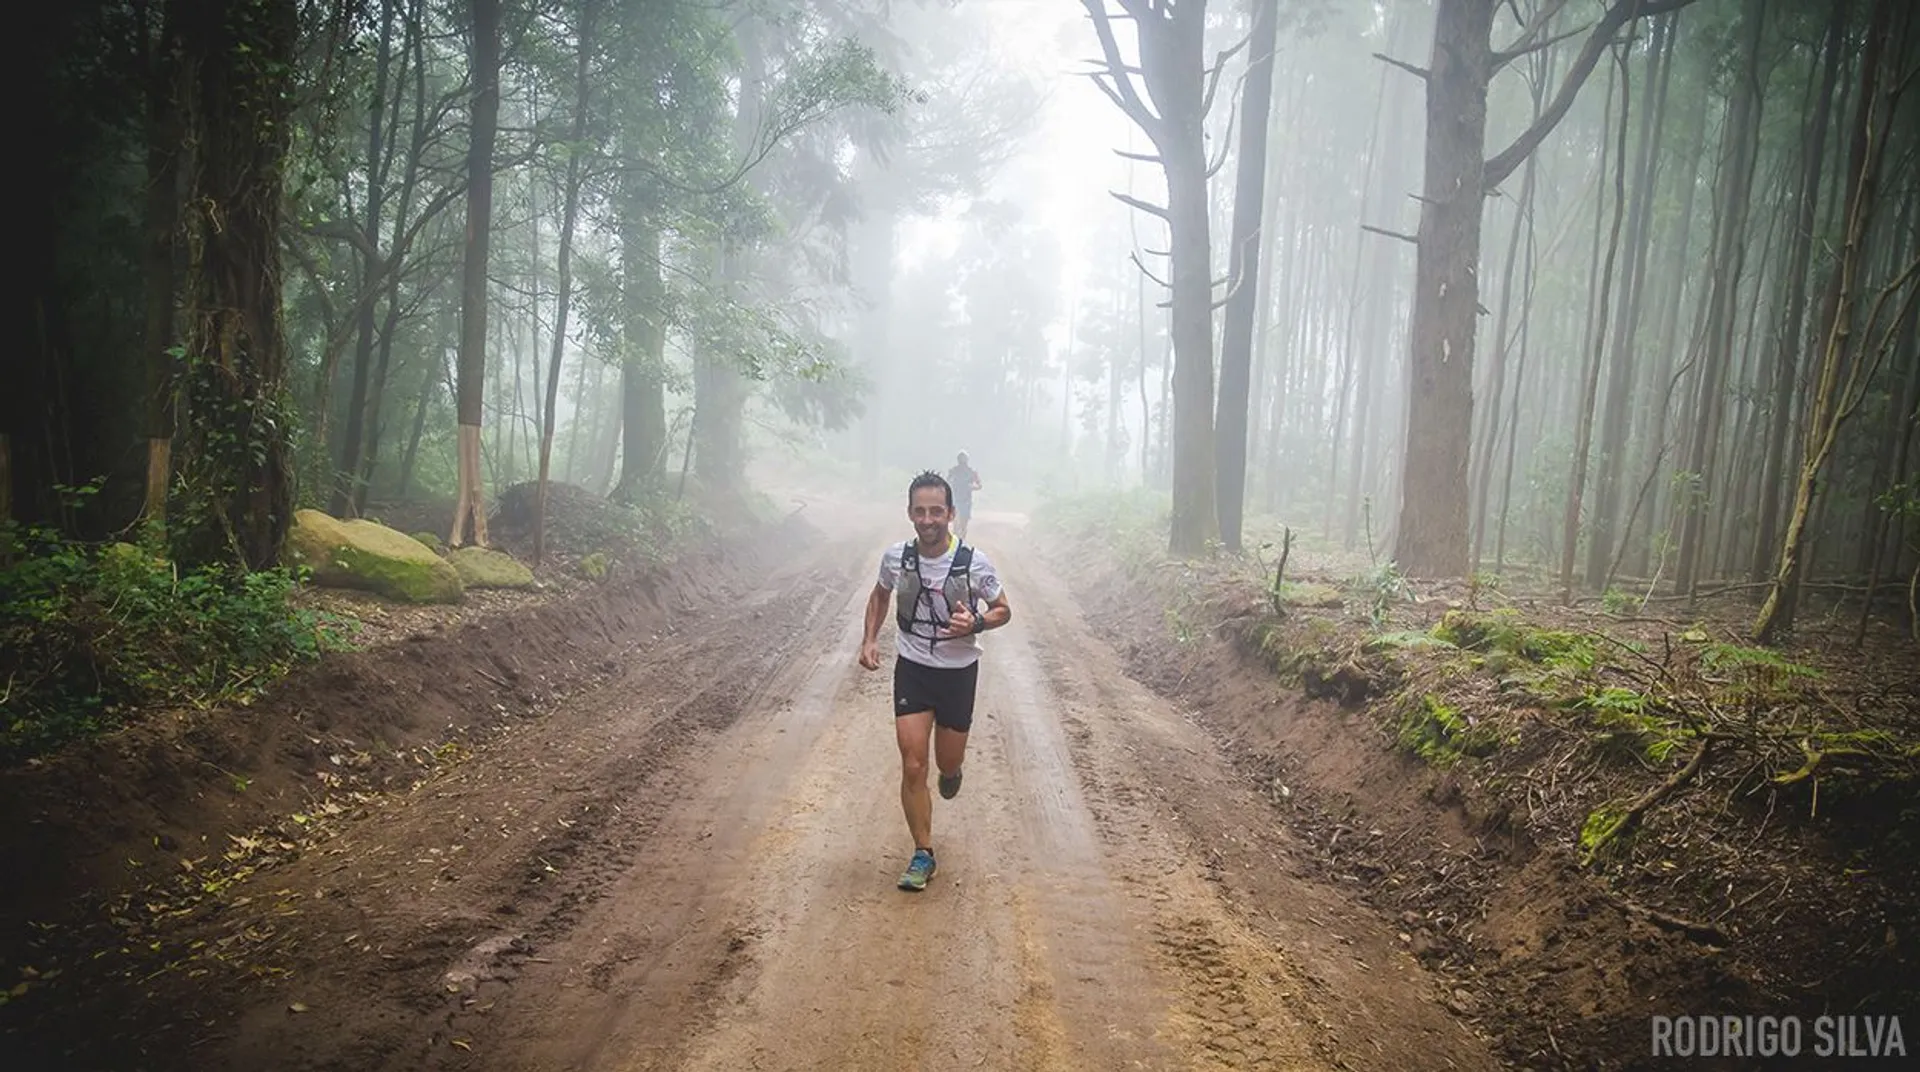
[0,523,356,763]
[1035,494,1920,866]
[1396,692,1504,767]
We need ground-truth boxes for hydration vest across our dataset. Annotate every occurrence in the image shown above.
[896,537,978,645]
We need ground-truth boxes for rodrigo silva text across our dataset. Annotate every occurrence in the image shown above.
[1651,1015,1906,1059]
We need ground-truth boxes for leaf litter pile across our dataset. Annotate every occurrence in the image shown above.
[0,732,477,1052]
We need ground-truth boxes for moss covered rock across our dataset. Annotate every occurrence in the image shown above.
[285,509,464,604]
[411,531,446,555]
[448,546,535,589]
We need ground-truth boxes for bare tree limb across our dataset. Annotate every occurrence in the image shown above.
[1372,52,1430,81]
[1085,70,1138,124]
[1361,223,1420,245]
[1210,272,1238,310]
[1083,56,1145,77]
[1114,148,1164,164]
[1493,0,1577,64]
[1485,0,1699,190]
[1492,21,1593,70]
[1200,34,1253,118]
[1838,251,1920,421]
[1130,249,1172,289]
[1112,190,1171,219]
[1204,90,1239,179]
[1082,0,1164,144]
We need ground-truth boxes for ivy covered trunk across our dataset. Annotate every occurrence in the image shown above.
[172,0,298,569]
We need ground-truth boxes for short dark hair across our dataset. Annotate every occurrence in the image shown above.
[908,469,953,509]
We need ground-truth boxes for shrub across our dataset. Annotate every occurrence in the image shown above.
[0,523,351,761]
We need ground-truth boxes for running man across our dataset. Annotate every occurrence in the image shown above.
[947,451,983,539]
[858,470,1011,891]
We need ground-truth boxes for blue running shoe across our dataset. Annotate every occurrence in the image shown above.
[897,848,936,891]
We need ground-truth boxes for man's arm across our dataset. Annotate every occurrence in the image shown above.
[977,591,1009,630]
[859,582,890,669]
[862,582,890,645]
[944,589,1009,637]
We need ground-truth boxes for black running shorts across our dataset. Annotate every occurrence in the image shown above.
[893,655,979,733]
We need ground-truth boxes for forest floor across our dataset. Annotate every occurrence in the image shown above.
[0,482,1914,1070]
[1039,495,1919,1070]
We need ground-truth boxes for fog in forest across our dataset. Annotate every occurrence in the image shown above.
[13,0,1920,634]
[10,2,1920,1066]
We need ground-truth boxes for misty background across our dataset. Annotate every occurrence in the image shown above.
[12,0,1920,643]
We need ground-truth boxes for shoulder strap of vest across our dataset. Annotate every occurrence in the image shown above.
[900,538,918,575]
[950,542,973,575]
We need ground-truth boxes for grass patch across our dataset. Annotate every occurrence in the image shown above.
[1569,686,1690,764]
[1431,608,1597,671]
[1396,693,1504,767]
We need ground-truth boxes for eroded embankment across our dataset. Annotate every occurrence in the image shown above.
[1039,509,1918,1070]
[0,513,815,967]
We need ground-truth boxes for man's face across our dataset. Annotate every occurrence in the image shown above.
[908,486,952,544]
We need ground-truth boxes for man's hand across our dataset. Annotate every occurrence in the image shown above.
[941,600,977,638]
[858,638,881,671]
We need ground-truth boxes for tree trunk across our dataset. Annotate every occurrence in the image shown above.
[1755,0,1901,642]
[332,0,395,517]
[1560,52,1631,601]
[1215,0,1278,551]
[612,197,668,504]
[1471,41,1552,568]
[1396,0,1494,578]
[1632,77,1709,579]
[1402,0,1688,578]
[1750,0,1848,582]
[693,24,766,496]
[396,356,436,500]
[448,0,500,548]
[1858,317,1920,643]
[173,0,298,569]
[1674,1,1765,595]
[140,1,186,529]
[355,3,429,514]
[536,0,597,563]
[1585,12,1677,588]
[1084,0,1217,553]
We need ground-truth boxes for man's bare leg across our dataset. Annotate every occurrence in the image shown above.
[935,725,968,799]
[895,710,935,849]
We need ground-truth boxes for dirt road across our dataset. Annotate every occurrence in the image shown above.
[17,503,1497,1071]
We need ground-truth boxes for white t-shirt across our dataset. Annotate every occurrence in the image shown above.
[877,537,1003,669]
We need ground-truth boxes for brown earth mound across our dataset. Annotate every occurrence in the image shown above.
[1040,520,1919,1071]
[0,509,814,973]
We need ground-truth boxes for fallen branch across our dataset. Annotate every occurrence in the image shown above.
[1584,736,1712,863]
[1613,896,1730,944]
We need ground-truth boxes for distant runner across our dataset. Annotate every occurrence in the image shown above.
[858,470,1012,891]
[947,451,983,540]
